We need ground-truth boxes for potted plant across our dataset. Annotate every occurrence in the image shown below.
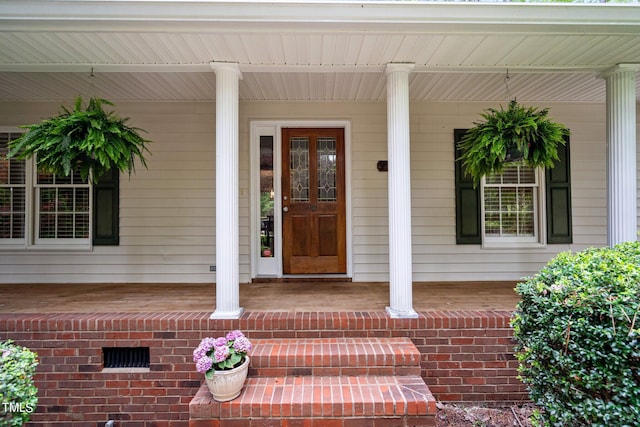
[7,97,150,184]
[193,330,253,402]
[458,100,568,183]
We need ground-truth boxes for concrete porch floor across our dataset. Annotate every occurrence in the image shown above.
[0,281,520,313]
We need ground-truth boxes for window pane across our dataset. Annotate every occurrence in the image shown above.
[58,188,74,212]
[39,213,56,238]
[317,137,337,202]
[519,167,536,184]
[500,188,517,235]
[259,135,275,258]
[40,188,56,211]
[55,173,71,185]
[37,170,54,185]
[76,188,90,212]
[501,166,519,184]
[485,173,501,185]
[485,212,501,236]
[9,160,25,185]
[290,137,310,202]
[518,188,535,235]
[57,214,74,238]
[75,214,90,238]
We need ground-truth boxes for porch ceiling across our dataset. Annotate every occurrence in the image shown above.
[0,1,639,103]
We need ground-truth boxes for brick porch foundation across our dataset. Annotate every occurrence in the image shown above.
[0,310,526,426]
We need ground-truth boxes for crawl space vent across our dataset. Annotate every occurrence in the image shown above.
[103,347,150,368]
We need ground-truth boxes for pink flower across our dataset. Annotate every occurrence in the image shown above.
[233,336,252,353]
[195,356,213,373]
[214,345,230,363]
[226,330,245,341]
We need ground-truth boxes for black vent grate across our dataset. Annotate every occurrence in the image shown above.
[103,347,150,368]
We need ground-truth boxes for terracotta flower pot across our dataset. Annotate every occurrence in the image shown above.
[204,356,250,402]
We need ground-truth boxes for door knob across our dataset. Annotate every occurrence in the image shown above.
[283,206,289,212]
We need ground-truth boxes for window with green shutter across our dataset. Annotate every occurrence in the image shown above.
[1,132,120,248]
[455,129,572,245]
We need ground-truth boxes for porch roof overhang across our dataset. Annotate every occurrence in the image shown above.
[0,0,639,103]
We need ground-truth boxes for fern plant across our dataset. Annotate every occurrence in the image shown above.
[458,100,568,184]
[8,97,150,183]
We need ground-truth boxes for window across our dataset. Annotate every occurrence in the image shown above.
[0,133,26,242]
[482,163,542,245]
[35,169,90,243]
[0,132,119,249]
[259,135,275,258]
[455,129,572,246]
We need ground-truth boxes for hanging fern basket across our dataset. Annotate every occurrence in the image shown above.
[7,97,150,184]
[458,100,568,183]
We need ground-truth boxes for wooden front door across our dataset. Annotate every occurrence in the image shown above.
[282,128,346,274]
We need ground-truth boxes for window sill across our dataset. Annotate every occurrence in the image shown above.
[0,242,93,252]
[482,241,546,250]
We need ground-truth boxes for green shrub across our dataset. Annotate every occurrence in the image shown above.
[0,340,38,426]
[512,242,640,427]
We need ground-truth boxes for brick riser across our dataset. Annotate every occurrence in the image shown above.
[189,337,436,426]
[249,337,422,377]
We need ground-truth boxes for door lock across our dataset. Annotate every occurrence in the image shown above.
[283,206,289,212]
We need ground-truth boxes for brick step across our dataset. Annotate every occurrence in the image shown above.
[249,337,422,377]
[189,337,435,426]
[189,375,437,427]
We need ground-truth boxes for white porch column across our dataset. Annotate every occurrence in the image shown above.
[210,62,243,319]
[605,64,639,246]
[385,63,418,319]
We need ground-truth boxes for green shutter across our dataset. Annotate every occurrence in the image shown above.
[454,129,482,244]
[93,168,119,245]
[546,136,572,244]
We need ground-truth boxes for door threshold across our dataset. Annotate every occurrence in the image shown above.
[252,276,352,283]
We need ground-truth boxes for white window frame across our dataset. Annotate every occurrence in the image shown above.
[33,166,92,248]
[480,164,546,249]
[0,131,92,251]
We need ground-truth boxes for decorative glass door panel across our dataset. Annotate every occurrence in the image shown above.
[317,137,337,202]
[282,128,346,274]
[259,136,275,258]
[289,137,310,202]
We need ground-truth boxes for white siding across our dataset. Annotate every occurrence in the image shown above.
[0,100,632,284]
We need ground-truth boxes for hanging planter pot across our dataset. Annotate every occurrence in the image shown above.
[457,100,568,184]
[8,97,150,183]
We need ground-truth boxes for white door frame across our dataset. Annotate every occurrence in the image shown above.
[249,120,352,279]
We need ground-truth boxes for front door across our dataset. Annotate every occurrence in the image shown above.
[282,128,346,274]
